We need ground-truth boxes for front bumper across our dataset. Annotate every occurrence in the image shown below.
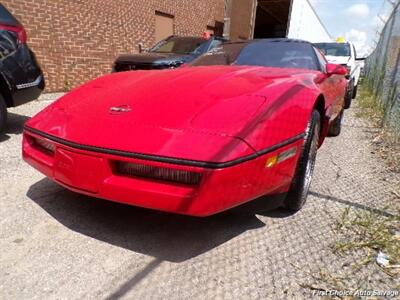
[12,75,45,107]
[23,129,302,216]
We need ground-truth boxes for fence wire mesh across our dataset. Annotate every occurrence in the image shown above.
[365,1,400,137]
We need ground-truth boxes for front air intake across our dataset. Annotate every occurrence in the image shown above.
[115,161,202,185]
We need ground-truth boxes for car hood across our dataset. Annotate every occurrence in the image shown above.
[27,66,306,163]
[325,56,350,65]
[115,52,193,65]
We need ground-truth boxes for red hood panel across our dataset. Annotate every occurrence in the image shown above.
[27,66,305,162]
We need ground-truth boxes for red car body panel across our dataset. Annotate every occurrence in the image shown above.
[23,65,346,216]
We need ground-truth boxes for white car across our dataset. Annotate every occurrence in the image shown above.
[315,41,361,109]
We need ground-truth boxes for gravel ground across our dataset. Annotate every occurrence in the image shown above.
[0,93,399,299]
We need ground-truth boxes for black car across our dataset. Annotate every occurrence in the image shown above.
[113,35,226,72]
[0,4,45,133]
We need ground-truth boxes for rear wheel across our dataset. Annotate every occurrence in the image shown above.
[344,80,354,109]
[284,110,320,211]
[344,93,352,109]
[328,110,343,137]
[0,97,7,134]
[352,84,358,99]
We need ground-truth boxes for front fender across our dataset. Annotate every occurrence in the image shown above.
[240,84,322,152]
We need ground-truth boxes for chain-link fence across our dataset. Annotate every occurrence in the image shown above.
[365,1,400,138]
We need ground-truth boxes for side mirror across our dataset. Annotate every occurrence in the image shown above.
[326,63,348,76]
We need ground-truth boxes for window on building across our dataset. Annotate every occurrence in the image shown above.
[155,11,174,43]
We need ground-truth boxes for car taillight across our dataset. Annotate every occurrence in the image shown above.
[0,24,27,44]
[115,161,202,185]
[18,27,27,44]
[33,137,56,154]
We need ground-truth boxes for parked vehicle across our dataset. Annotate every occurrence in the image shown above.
[226,0,332,42]
[356,57,366,77]
[314,41,361,108]
[23,39,347,216]
[0,4,45,133]
[113,35,226,72]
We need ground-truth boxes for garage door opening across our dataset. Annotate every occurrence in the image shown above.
[253,0,292,38]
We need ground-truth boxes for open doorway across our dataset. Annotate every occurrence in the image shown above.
[253,0,291,38]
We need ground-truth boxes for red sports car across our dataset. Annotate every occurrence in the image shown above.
[23,39,347,216]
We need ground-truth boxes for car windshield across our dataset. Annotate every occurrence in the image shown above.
[190,40,319,70]
[314,43,351,57]
[149,37,207,55]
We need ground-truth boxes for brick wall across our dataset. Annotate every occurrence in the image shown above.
[2,0,224,92]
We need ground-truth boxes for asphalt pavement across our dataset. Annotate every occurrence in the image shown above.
[0,93,399,299]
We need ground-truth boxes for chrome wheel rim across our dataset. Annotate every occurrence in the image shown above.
[301,123,320,200]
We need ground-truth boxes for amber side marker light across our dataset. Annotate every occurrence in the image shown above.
[115,161,202,185]
[265,147,297,168]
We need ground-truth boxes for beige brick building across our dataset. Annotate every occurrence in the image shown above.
[3,0,225,92]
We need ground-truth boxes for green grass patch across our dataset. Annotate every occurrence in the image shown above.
[356,84,400,172]
[355,85,384,121]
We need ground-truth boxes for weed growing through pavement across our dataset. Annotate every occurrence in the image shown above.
[355,85,384,121]
[334,208,400,277]
[299,208,399,297]
[356,84,400,173]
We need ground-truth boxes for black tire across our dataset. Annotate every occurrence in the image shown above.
[284,110,320,211]
[352,84,358,99]
[344,94,352,109]
[344,81,354,109]
[328,110,343,137]
[0,97,7,134]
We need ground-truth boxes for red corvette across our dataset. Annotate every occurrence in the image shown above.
[23,39,347,216]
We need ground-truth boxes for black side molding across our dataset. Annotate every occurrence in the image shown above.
[24,126,305,169]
